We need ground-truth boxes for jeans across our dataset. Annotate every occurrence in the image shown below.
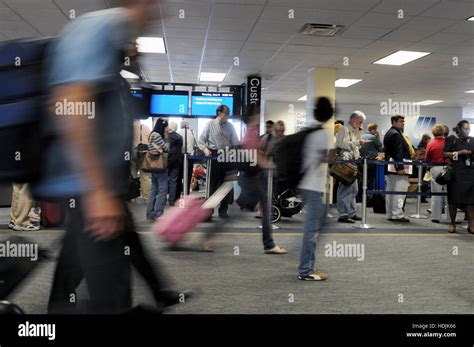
[168,167,180,205]
[147,171,168,220]
[337,179,358,218]
[298,189,326,276]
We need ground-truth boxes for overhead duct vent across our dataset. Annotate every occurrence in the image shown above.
[298,23,345,37]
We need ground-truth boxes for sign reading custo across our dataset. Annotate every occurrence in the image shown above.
[246,75,262,115]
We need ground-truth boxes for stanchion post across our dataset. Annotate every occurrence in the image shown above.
[205,158,212,199]
[410,163,428,219]
[183,153,189,196]
[353,158,374,229]
[267,157,279,229]
[326,169,335,218]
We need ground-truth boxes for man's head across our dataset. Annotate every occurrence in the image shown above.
[457,120,471,139]
[349,111,366,129]
[313,97,334,123]
[265,120,274,134]
[442,125,449,137]
[216,105,230,124]
[168,121,178,133]
[120,0,160,32]
[391,115,405,131]
[275,120,285,136]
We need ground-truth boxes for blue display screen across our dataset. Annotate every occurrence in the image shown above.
[150,92,189,116]
[131,90,143,99]
[191,92,233,116]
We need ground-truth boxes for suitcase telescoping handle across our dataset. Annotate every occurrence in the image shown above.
[202,181,234,210]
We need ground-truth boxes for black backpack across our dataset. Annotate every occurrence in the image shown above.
[0,38,52,183]
[273,125,323,189]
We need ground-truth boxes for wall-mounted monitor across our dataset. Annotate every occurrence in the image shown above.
[150,90,189,116]
[191,92,234,117]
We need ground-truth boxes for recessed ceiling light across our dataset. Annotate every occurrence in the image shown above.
[136,37,166,54]
[465,90,474,93]
[373,50,431,66]
[120,70,140,79]
[335,79,363,87]
[298,95,307,101]
[199,72,227,82]
[415,100,443,106]
[467,16,474,21]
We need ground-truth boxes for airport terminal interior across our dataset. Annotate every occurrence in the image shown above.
[0,0,473,316]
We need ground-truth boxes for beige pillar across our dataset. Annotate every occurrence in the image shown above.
[306,68,336,203]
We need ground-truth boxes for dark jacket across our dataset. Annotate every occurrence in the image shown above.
[167,131,183,169]
[383,126,411,173]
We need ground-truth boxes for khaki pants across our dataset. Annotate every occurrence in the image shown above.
[131,157,151,202]
[10,183,34,225]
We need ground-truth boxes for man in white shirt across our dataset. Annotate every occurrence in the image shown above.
[176,120,196,197]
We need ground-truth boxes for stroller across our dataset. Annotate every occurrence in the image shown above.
[270,183,303,223]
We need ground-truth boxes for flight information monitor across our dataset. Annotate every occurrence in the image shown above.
[191,92,234,117]
[150,91,189,116]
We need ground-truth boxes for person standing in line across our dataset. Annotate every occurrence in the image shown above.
[425,124,447,224]
[131,120,151,202]
[176,120,196,199]
[9,183,39,231]
[335,111,368,223]
[198,105,239,219]
[166,121,183,206]
[383,115,412,223]
[297,97,334,281]
[147,118,170,220]
[442,120,474,234]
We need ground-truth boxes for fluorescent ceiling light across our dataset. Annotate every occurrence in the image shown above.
[415,100,443,106]
[120,70,139,79]
[298,95,307,101]
[465,90,474,93]
[136,37,166,54]
[373,50,431,66]
[199,72,226,82]
[335,79,363,88]
[467,16,474,21]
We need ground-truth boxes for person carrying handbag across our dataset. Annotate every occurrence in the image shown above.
[145,119,169,221]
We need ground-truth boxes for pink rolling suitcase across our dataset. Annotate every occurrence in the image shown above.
[153,181,234,245]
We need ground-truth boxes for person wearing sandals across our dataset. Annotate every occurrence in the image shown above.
[297,97,334,281]
[442,120,474,234]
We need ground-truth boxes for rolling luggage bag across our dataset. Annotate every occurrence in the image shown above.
[40,201,62,228]
[153,181,234,245]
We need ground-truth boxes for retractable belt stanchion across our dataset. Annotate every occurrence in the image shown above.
[205,157,212,199]
[353,158,374,229]
[410,163,428,219]
[263,157,280,230]
[326,171,335,218]
[183,152,189,196]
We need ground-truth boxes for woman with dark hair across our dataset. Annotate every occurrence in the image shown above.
[442,120,474,233]
[146,118,170,221]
